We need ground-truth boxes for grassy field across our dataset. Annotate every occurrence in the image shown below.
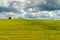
[0,19,60,40]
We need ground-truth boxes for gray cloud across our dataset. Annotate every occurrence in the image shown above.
[0,0,60,20]
[0,7,19,13]
[25,0,60,11]
[0,0,60,12]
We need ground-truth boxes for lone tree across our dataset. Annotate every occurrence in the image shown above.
[8,17,12,19]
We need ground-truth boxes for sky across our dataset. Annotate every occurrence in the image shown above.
[0,0,60,20]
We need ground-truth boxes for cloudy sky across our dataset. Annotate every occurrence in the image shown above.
[0,0,60,20]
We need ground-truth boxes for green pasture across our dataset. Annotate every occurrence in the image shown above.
[0,19,60,40]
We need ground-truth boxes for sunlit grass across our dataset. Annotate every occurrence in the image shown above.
[0,19,60,40]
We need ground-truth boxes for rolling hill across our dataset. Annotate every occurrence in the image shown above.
[0,19,60,40]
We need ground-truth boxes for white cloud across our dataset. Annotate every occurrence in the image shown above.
[48,12,54,17]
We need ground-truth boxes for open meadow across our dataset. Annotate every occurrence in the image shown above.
[0,19,60,40]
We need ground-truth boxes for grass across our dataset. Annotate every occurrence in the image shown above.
[0,19,60,40]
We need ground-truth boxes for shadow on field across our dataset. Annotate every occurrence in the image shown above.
[27,20,60,30]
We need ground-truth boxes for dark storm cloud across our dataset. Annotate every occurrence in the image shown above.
[0,7,19,13]
[0,0,60,13]
[40,0,60,11]
[26,0,60,11]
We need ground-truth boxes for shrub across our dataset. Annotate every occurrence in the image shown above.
[8,17,12,19]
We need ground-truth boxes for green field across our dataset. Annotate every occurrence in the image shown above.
[0,19,60,40]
